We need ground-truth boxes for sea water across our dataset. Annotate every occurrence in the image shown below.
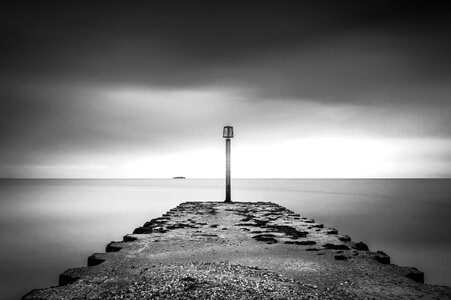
[0,179,450,299]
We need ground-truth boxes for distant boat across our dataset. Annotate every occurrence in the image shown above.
[173,176,186,179]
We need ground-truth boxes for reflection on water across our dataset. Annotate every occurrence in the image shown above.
[1,179,450,299]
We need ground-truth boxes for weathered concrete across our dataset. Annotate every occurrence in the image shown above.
[23,202,451,299]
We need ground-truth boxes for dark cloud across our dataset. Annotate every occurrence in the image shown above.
[1,1,450,94]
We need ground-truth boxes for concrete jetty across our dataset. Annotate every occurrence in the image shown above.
[23,202,451,299]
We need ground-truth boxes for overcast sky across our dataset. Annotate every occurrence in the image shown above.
[1,1,451,178]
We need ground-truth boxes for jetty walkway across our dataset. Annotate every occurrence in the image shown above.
[23,201,451,299]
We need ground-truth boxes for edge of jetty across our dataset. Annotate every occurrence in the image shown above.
[23,201,451,299]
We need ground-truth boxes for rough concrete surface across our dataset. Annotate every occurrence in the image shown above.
[23,201,451,299]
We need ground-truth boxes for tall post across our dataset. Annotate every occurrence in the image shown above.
[223,126,234,203]
[225,138,231,203]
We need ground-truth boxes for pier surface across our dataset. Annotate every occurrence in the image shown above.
[24,202,451,299]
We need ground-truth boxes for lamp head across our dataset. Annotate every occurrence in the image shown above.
[223,126,234,138]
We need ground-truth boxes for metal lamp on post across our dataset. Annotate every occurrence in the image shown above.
[223,126,234,203]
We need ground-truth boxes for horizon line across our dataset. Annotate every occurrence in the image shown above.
[1,177,450,180]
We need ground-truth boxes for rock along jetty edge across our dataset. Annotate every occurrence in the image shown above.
[23,201,451,299]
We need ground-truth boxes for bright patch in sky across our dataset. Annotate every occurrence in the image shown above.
[16,136,451,178]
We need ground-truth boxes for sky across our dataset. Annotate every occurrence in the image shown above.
[1,1,451,178]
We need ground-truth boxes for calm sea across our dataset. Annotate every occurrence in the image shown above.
[1,179,450,299]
